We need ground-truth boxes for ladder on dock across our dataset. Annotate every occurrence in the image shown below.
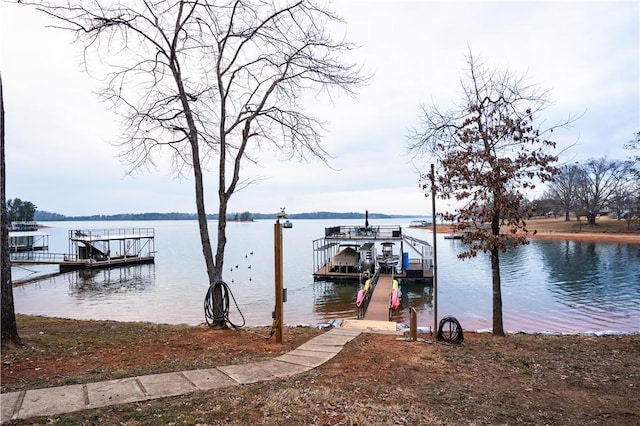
[363,274,394,322]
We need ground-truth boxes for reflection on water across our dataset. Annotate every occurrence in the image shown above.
[394,283,434,324]
[12,219,640,332]
[68,265,156,297]
[539,241,640,307]
[311,280,434,324]
[312,281,359,319]
[534,240,640,331]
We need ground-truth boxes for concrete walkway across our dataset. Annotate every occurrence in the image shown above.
[1,327,364,423]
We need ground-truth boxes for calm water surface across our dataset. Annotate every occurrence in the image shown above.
[12,219,640,333]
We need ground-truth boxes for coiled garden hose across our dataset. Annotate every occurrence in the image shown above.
[204,280,245,329]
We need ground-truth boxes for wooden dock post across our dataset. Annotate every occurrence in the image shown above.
[274,220,284,344]
[410,307,418,341]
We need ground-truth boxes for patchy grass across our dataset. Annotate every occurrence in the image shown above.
[2,316,639,425]
[526,215,640,234]
[1,315,320,393]
[437,215,640,240]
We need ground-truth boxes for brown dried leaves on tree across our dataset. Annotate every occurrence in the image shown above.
[409,53,573,335]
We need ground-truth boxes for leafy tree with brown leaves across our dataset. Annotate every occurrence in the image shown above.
[24,0,365,328]
[409,54,570,336]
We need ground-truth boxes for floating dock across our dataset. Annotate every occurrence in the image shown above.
[10,228,155,272]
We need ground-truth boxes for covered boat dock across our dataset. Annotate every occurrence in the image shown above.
[312,224,433,283]
[10,228,155,272]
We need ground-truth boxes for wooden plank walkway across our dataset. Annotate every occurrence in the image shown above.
[363,274,392,322]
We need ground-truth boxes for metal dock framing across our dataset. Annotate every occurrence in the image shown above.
[312,224,433,283]
[10,228,155,273]
[363,274,393,322]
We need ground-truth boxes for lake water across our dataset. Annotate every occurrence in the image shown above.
[12,219,640,333]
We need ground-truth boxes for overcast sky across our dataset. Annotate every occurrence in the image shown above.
[1,1,638,217]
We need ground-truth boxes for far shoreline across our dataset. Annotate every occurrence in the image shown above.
[526,231,639,243]
[432,224,639,244]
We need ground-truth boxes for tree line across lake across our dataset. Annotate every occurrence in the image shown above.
[30,210,412,222]
[538,157,638,225]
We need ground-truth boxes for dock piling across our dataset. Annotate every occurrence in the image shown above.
[410,308,418,341]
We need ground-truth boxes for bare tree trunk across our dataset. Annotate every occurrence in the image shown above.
[191,140,216,283]
[167,45,217,290]
[204,194,229,329]
[490,249,505,336]
[187,102,225,329]
[1,72,21,346]
[491,212,505,336]
[215,204,227,281]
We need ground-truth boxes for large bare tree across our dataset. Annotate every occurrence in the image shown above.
[27,0,365,327]
[409,54,569,336]
[544,164,581,221]
[1,72,21,346]
[575,158,630,225]
[625,131,639,180]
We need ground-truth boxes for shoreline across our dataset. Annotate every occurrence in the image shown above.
[527,231,639,243]
[432,225,639,243]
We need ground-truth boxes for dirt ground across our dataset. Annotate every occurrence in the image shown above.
[2,316,639,425]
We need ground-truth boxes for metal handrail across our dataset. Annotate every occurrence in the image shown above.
[10,252,71,263]
[69,228,155,240]
[356,270,380,319]
[325,225,402,239]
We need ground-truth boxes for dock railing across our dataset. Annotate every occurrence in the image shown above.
[324,225,402,239]
[357,271,380,319]
[69,228,155,261]
[10,252,72,264]
[69,228,155,241]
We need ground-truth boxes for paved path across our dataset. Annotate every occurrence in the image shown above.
[1,327,364,423]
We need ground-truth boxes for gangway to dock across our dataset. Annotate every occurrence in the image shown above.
[363,274,395,322]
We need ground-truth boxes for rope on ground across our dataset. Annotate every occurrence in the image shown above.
[204,280,245,330]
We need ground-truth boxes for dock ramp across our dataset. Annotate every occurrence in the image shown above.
[363,274,394,322]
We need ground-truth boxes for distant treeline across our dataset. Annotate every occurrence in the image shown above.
[34,210,417,222]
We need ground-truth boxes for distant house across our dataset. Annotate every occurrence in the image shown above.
[9,221,49,253]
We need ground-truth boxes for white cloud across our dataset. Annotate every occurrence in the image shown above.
[2,1,638,216]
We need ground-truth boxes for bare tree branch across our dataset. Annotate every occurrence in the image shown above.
[21,0,367,328]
